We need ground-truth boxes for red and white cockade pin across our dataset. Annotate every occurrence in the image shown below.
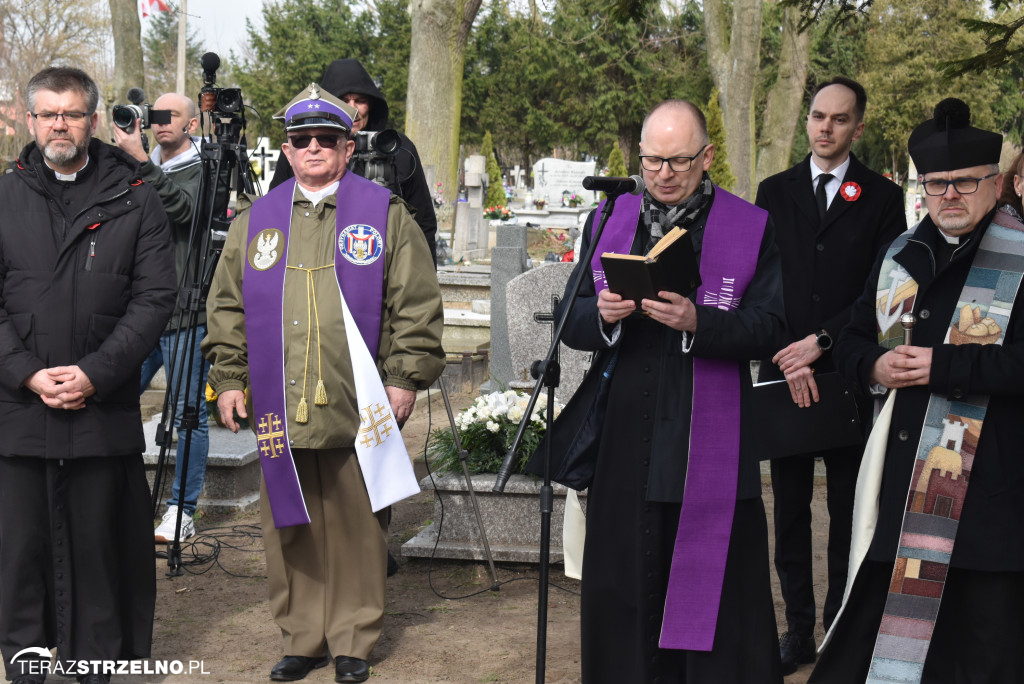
[840,181,861,202]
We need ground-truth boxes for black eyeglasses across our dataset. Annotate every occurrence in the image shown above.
[287,133,344,149]
[639,145,708,173]
[921,172,999,196]
[31,111,91,124]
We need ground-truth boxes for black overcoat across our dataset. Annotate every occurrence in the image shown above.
[0,139,176,459]
[754,153,906,381]
[835,207,1024,571]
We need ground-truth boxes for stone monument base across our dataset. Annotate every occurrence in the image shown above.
[143,414,260,515]
[402,473,586,564]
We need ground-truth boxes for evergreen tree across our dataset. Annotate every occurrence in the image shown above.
[606,144,628,177]
[482,131,506,208]
[141,9,205,101]
[706,89,736,191]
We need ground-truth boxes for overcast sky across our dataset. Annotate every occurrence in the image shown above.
[140,0,267,62]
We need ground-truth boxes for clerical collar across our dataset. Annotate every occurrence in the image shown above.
[937,230,960,245]
[46,154,90,181]
[297,180,340,208]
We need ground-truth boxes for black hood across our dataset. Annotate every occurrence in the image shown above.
[320,58,390,130]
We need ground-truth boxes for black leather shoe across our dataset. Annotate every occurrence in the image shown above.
[779,631,816,675]
[270,655,330,681]
[335,656,370,683]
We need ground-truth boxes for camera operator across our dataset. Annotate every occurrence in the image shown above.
[113,92,210,544]
[270,58,438,264]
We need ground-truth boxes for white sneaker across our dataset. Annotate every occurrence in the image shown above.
[154,505,195,543]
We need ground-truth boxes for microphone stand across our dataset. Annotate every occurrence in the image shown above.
[493,190,625,684]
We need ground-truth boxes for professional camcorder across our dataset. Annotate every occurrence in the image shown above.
[351,129,401,190]
[353,129,400,157]
[113,87,171,131]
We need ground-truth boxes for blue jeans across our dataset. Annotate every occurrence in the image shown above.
[140,325,210,516]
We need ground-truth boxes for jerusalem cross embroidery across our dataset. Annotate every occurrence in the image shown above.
[701,276,741,310]
[359,403,395,448]
[257,413,287,459]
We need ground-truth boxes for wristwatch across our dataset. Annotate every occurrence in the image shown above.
[815,329,833,352]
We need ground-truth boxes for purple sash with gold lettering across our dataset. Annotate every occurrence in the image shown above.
[243,174,390,528]
[592,188,767,651]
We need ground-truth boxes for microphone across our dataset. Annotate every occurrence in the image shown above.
[126,87,146,105]
[582,174,644,196]
[201,52,221,74]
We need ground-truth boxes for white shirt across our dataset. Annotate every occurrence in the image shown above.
[810,156,852,211]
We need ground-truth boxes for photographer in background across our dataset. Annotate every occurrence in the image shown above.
[270,59,438,264]
[113,92,209,544]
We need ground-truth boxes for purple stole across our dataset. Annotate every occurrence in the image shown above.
[242,175,390,528]
[592,189,767,651]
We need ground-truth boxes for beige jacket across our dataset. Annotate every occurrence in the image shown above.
[203,182,444,448]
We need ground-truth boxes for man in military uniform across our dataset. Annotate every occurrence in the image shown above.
[203,84,443,683]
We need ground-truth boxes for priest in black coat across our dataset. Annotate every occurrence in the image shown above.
[754,76,906,674]
[531,100,785,683]
[811,99,1024,683]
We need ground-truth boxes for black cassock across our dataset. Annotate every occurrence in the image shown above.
[531,197,787,683]
[0,454,155,677]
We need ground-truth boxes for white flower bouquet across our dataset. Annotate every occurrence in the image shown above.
[428,390,563,475]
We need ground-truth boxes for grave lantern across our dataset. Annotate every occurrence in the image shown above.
[561,189,571,207]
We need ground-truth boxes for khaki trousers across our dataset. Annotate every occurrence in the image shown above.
[261,447,388,659]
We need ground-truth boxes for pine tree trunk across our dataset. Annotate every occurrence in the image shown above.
[405,0,482,211]
[755,6,812,187]
[704,0,762,200]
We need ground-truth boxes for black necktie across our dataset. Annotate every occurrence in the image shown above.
[816,173,834,221]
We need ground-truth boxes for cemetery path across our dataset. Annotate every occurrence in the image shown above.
[9,390,823,683]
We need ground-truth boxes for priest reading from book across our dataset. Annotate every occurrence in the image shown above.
[526,99,786,682]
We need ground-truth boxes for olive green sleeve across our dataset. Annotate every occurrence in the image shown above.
[380,199,445,390]
[201,207,250,393]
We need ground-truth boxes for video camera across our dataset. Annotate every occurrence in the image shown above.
[113,88,171,131]
[351,129,402,191]
[199,53,243,117]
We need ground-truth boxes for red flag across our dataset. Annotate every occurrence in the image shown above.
[141,0,171,18]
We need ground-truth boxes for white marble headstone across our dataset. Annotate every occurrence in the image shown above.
[532,158,597,207]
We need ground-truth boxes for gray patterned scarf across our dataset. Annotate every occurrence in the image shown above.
[642,174,714,251]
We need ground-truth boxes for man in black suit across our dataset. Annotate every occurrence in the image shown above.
[754,76,906,675]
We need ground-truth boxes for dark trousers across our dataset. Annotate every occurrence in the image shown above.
[770,443,861,636]
[810,560,1024,683]
[0,455,155,678]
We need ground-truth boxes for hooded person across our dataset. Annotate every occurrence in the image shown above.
[270,59,438,264]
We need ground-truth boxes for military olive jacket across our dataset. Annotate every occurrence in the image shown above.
[202,181,444,448]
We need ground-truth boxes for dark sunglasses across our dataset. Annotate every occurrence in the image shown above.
[287,133,344,149]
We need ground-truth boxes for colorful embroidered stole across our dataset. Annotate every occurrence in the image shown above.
[865,213,1024,683]
[243,175,406,527]
[591,188,768,651]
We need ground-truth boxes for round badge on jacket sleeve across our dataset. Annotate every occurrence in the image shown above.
[338,224,383,265]
[248,229,285,270]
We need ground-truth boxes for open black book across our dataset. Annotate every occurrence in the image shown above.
[600,226,701,305]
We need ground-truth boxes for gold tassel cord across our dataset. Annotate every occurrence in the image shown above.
[286,263,334,423]
[309,268,329,406]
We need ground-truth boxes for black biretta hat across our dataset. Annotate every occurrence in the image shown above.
[908,98,1002,174]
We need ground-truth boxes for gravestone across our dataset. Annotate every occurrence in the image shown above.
[484,225,529,392]
[506,263,591,403]
[452,154,488,261]
[532,158,597,207]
